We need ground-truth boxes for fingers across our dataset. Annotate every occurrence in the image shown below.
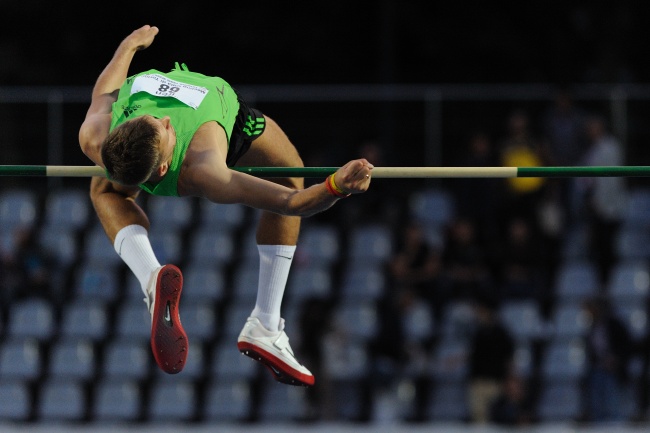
[334,159,374,194]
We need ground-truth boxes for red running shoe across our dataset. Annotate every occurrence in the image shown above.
[145,264,188,374]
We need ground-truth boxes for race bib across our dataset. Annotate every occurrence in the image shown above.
[131,74,208,109]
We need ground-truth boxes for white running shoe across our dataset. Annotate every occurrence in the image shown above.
[144,264,188,374]
[237,317,315,387]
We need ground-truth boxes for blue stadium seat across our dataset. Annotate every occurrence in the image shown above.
[39,225,78,267]
[513,342,534,378]
[321,333,370,381]
[347,223,394,265]
[439,301,476,341]
[48,338,96,380]
[204,380,252,421]
[0,338,42,380]
[182,264,226,303]
[622,188,650,227]
[221,301,253,339]
[257,379,309,422]
[613,302,648,341]
[148,228,183,265]
[333,301,379,341]
[60,299,109,341]
[231,264,260,302]
[198,201,246,231]
[561,224,589,260]
[0,380,31,421]
[429,339,469,382]
[187,228,235,266]
[409,188,455,228]
[616,227,650,261]
[93,379,142,421]
[426,381,469,421]
[147,379,196,421]
[43,189,89,231]
[211,341,257,380]
[8,297,56,341]
[541,339,587,380]
[102,338,151,380]
[402,298,435,342]
[555,260,600,300]
[339,264,386,302]
[536,381,582,421]
[37,380,86,421]
[73,261,120,302]
[114,301,152,340]
[82,225,123,266]
[295,223,340,266]
[178,301,218,342]
[550,302,591,339]
[146,195,194,231]
[0,189,38,232]
[607,261,650,303]
[286,265,333,302]
[499,300,547,341]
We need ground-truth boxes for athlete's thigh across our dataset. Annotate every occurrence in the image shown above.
[235,115,304,188]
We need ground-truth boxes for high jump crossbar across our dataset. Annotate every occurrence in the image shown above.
[2,165,650,178]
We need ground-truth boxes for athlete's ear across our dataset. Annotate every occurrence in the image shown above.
[156,161,169,178]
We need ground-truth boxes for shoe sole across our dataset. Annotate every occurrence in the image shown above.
[238,341,315,387]
[151,264,188,374]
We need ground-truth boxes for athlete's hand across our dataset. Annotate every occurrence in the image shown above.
[333,159,374,194]
[122,25,159,52]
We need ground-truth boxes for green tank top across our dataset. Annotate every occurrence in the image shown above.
[109,63,240,196]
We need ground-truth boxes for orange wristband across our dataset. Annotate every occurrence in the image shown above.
[325,175,351,198]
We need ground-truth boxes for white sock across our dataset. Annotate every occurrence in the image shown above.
[251,244,296,332]
[113,224,161,297]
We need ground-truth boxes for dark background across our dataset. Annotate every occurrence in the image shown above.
[2,0,650,182]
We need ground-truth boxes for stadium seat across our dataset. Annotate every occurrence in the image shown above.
[114,301,152,340]
[146,195,194,231]
[536,381,582,421]
[0,338,42,380]
[541,339,587,380]
[0,189,38,232]
[0,380,31,421]
[39,225,78,267]
[607,261,650,303]
[211,341,258,380]
[257,379,309,422]
[147,379,196,421]
[182,264,226,303]
[321,332,370,381]
[622,188,650,227]
[8,297,56,341]
[187,228,235,267]
[198,200,247,231]
[347,223,394,265]
[426,380,469,422]
[102,338,151,380]
[339,264,386,302]
[438,301,475,341]
[554,260,600,300]
[221,301,254,340]
[60,299,109,341]
[402,298,435,342]
[231,264,260,302]
[613,302,648,341]
[295,223,340,266]
[429,338,469,382]
[499,300,547,342]
[286,265,333,302]
[43,188,89,231]
[73,261,120,302]
[37,380,86,421]
[560,224,589,260]
[550,302,591,339]
[147,228,183,265]
[204,379,252,422]
[82,225,123,266]
[333,301,380,341]
[93,379,142,421]
[409,188,455,228]
[615,227,650,261]
[513,342,534,378]
[48,338,96,380]
[177,301,218,342]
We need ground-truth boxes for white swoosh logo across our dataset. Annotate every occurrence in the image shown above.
[164,304,171,322]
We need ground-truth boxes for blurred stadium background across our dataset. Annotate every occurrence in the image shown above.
[3,1,650,432]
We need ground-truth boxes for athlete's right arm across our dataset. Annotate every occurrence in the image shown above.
[79,25,159,167]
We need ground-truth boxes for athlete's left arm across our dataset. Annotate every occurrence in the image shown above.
[79,25,159,166]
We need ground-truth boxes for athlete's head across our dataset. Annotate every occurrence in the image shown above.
[101,115,175,186]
